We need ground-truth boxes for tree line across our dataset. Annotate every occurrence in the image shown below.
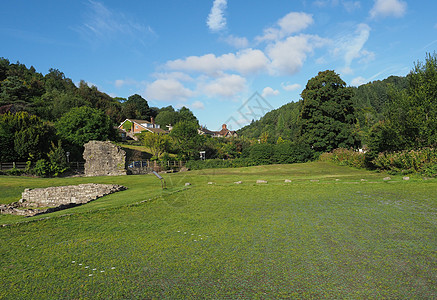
[1,53,435,175]
[238,53,436,167]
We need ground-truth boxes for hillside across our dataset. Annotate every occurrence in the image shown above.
[238,75,409,143]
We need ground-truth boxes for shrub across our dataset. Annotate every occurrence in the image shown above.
[6,167,24,176]
[372,148,437,176]
[332,148,366,169]
[248,143,274,165]
[318,148,366,169]
[274,142,314,164]
[32,159,50,177]
[47,142,69,176]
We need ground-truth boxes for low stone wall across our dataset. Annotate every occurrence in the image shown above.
[0,184,127,217]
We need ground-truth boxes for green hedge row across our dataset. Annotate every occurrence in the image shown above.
[186,142,314,170]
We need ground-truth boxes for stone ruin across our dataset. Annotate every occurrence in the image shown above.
[83,140,127,176]
[0,183,126,217]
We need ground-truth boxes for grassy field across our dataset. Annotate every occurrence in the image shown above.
[1,162,436,299]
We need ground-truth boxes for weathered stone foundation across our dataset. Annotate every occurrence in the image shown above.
[0,184,126,217]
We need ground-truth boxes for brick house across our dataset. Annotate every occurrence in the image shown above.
[118,118,167,139]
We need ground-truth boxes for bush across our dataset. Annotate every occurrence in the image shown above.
[333,148,366,168]
[372,148,437,176]
[274,142,314,164]
[32,159,50,177]
[6,167,24,176]
[247,143,274,165]
[319,148,366,169]
[47,142,69,176]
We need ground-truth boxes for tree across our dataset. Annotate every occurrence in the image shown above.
[170,120,202,158]
[140,132,170,159]
[122,94,150,120]
[55,106,116,147]
[178,106,198,124]
[390,52,437,148]
[298,70,358,152]
[0,112,56,161]
[155,110,179,128]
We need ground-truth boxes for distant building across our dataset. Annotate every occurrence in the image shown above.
[118,118,167,140]
[198,124,237,138]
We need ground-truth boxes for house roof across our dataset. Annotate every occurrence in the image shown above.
[199,127,218,135]
[128,119,152,125]
[145,127,168,134]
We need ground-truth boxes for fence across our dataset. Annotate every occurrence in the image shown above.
[127,160,186,174]
[0,162,85,172]
[1,161,182,174]
[0,162,27,170]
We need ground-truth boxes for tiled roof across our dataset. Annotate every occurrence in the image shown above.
[145,127,168,134]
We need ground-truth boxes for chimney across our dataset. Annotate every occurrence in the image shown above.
[222,124,227,130]
[151,117,155,127]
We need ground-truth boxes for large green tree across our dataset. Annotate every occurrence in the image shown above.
[121,94,150,120]
[389,52,437,148]
[140,132,170,159]
[55,106,116,147]
[0,112,55,161]
[170,120,202,158]
[298,70,358,152]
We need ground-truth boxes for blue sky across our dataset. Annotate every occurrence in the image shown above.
[1,0,436,130]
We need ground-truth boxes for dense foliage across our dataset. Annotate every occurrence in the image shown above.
[0,111,55,161]
[298,70,358,153]
[237,101,302,142]
[1,53,435,175]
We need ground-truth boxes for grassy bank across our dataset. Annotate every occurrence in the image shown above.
[1,162,436,298]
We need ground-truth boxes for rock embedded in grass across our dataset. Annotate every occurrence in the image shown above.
[383,177,391,181]
[185,183,191,186]
[256,180,268,184]
[234,181,242,184]
[403,177,410,181]
[285,179,291,183]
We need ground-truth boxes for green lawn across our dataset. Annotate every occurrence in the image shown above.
[1,162,436,299]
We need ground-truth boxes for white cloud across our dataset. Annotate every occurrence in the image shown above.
[332,23,374,75]
[267,34,327,75]
[114,78,141,88]
[77,0,154,44]
[191,101,205,110]
[281,83,301,91]
[343,1,361,12]
[262,87,280,98]
[313,0,340,8]
[370,0,407,19]
[202,74,246,98]
[153,72,194,82]
[257,12,314,42]
[145,78,195,101]
[223,35,249,48]
[207,0,227,32]
[313,0,360,12]
[351,76,367,86]
[165,48,269,75]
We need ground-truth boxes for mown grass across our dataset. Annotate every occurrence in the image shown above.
[0,162,436,299]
